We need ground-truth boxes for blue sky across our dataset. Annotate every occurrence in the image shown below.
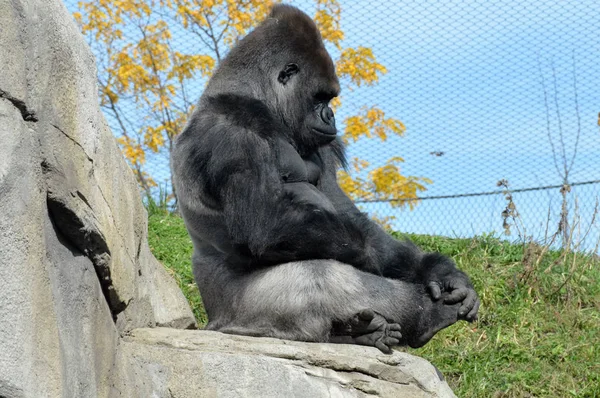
[321,0,600,249]
[65,0,600,251]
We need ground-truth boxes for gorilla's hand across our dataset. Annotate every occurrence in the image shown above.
[421,254,480,322]
[330,309,402,354]
[283,182,336,214]
[426,274,479,322]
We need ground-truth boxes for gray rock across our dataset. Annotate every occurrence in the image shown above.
[0,0,457,397]
[0,0,194,396]
[113,328,457,398]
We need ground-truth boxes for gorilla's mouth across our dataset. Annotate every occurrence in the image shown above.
[311,128,337,137]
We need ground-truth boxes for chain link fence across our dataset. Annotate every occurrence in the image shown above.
[64,0,600,252]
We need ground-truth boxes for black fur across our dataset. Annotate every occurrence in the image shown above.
[171,4,480,352]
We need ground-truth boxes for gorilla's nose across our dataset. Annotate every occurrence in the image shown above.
[321,106,335,125]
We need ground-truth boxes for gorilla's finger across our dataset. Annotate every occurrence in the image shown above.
[357,309,376,322]
[345,309,375,331]
[381,336,400,347]
[354,334,378,347]
[466,298,481,322]
[375,339,393,354]
[388,323,402,332]
[458,290,478,317]
[427,281,442,300]
[388,330,403,340]
[443,287,468,304]
[382,313,398,323]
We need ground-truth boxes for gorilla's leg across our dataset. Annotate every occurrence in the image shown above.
[193,254,461,349]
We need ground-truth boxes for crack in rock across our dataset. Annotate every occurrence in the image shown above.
[42,159,126,320]
[0,89,38,122]
[51,123,93,163]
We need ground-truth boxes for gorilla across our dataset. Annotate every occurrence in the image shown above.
[171,4,479,353]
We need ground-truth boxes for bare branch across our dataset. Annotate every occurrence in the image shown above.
[568,51,582,174]
[550,60,569,179]
[204,13,222,63]
[537,54,562,178]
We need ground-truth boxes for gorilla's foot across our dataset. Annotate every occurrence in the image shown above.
[330,309,402,354]
[408,298,462,349]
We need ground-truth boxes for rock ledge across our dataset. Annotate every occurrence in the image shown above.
[114,328,456,398]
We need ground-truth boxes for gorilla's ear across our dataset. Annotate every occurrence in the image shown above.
[278,63,299,85]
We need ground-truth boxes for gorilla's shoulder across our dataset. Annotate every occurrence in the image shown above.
[203,94,278,136]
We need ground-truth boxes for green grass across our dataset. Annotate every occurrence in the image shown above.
[147,210,600,397]
[147,210,208,324]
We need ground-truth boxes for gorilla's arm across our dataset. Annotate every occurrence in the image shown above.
[318,145,480,321]
[175,121,378,271]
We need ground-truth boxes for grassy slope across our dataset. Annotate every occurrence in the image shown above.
[148,211,600,397]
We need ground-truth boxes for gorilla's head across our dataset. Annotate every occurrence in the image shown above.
[209,4,340,153]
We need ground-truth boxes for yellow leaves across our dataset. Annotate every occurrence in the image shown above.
[330,96,342,111]
[176,3,208,29]
[152,90,173,112]
[73,11,82,25]
[144,114,187,152]
[76,0,221,190]
[74,0,429,206]
[77,0,152,42]
[174,0,273,47]
[82,6,112,41]
[118,136,146,164]
[135,170,158,188]
[370,158,432,210]
[314,10,344,48]
[144,126,166,152]
[336,47,387,87]
[170,53,215,82]
[344,115,367,143]
[314,0,343,48]
[222,0,273,45]
[338,158,371,200]
[343,106,406,144]
[113,50,151,93]
[101,84,119,105]
[370,214,397,230]
[338,157,432,210]
[137,21,173,71]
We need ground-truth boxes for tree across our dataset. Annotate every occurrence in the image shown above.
[73,0,430,217]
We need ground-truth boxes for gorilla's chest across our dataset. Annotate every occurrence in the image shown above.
[276,139,322,186]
